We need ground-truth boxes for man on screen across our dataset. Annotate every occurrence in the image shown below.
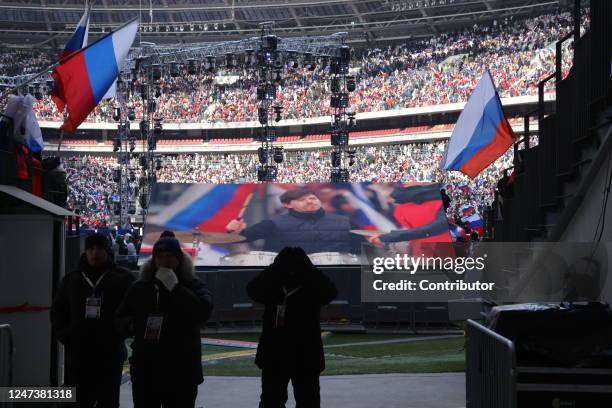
[225,189,361,254]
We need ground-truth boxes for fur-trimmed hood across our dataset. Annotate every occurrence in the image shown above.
[140,252,195,282]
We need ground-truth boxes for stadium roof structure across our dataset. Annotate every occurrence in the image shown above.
[0,0,562,49]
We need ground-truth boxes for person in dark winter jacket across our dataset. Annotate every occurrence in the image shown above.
[247,247,338,408]
[226,189,361,254]
[50,233,135,408]
[116,237,213,408]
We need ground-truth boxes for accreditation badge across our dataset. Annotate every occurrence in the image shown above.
[275,304,286,328]
[84,297,102,319]
[144,314,164,340]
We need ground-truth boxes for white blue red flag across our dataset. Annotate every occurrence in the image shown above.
[61,6,90,58]
[440,71,516,178]
[51,18,138,132]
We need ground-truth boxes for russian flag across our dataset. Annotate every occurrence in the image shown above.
[463,213,484,236]
[440,71,516,178]
[51,18,138,132]
[61,7,90,58]
[149,184,258,232]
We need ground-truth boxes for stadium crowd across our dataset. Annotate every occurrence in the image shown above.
[1,10,585,124]
[64,142,513,228]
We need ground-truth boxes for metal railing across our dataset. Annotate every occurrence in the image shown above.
[466,319,516,408]
[0,324,13,387]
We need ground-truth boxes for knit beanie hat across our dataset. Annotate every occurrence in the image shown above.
[85,233,110,251]
[152,237,183,259]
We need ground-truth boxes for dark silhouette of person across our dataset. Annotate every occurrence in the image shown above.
[246,247,338,408]
[116,237,213,407]
[51,233,134,408]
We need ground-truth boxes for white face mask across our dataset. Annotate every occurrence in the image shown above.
[156,266,174,275]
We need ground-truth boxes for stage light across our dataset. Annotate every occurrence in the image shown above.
[148,136,157,150]
[258,126,277,142]
[152,64,162,81]
[339,45,351,73]
[304,52,315,71]
[33,82,43,100]
[330,57,340,75]
[140,84,148,99]
[263,35,278,51]
[346,75,356,92]
[187,59,198,75]
[153,119,162,136]
[258,107,268,125]
[205,55,216,73]
[245,49,256,67]
[148,100,157,113]
[331,130,349,146]
[331,151,341,167]
[330,77,341,93]
[128,109,136,121]
[273,147,284,164]
[257,165,277,182]
[348,150,356,167]
[330,93,349,108]
[226,53,236,68]
[348,112,356,127]
[273,105,282,122]
[139,120,148,135]
[169,62,180,78]
[113,107,121,122]
[257,147,268,164]
[331,168,350,182]
[265,83,276,100]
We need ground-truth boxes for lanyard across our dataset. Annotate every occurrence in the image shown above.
[282,286,301,304]
[81,272,106,296]
[153,283,161,312]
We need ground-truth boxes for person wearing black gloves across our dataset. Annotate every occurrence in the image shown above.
[116,237,213,408]
[247,247,338,408]
[51,233,135,408]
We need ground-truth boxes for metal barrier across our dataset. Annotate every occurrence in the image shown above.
[466,319,516,408]
[0,324,13,387]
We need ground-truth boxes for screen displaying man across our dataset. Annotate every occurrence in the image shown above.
[225,189,361,254]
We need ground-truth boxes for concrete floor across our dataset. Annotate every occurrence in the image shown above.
[120,372,465,408]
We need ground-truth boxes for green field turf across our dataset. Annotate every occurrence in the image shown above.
[200,333,466,376]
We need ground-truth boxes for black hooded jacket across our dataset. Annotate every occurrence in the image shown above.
[241,208,358,253]
[116,253,213,385]
[246,258,337,372]
[50,255,135,369]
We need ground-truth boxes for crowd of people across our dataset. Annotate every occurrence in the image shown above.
[64,141,514,228]
[1,10,586,124]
